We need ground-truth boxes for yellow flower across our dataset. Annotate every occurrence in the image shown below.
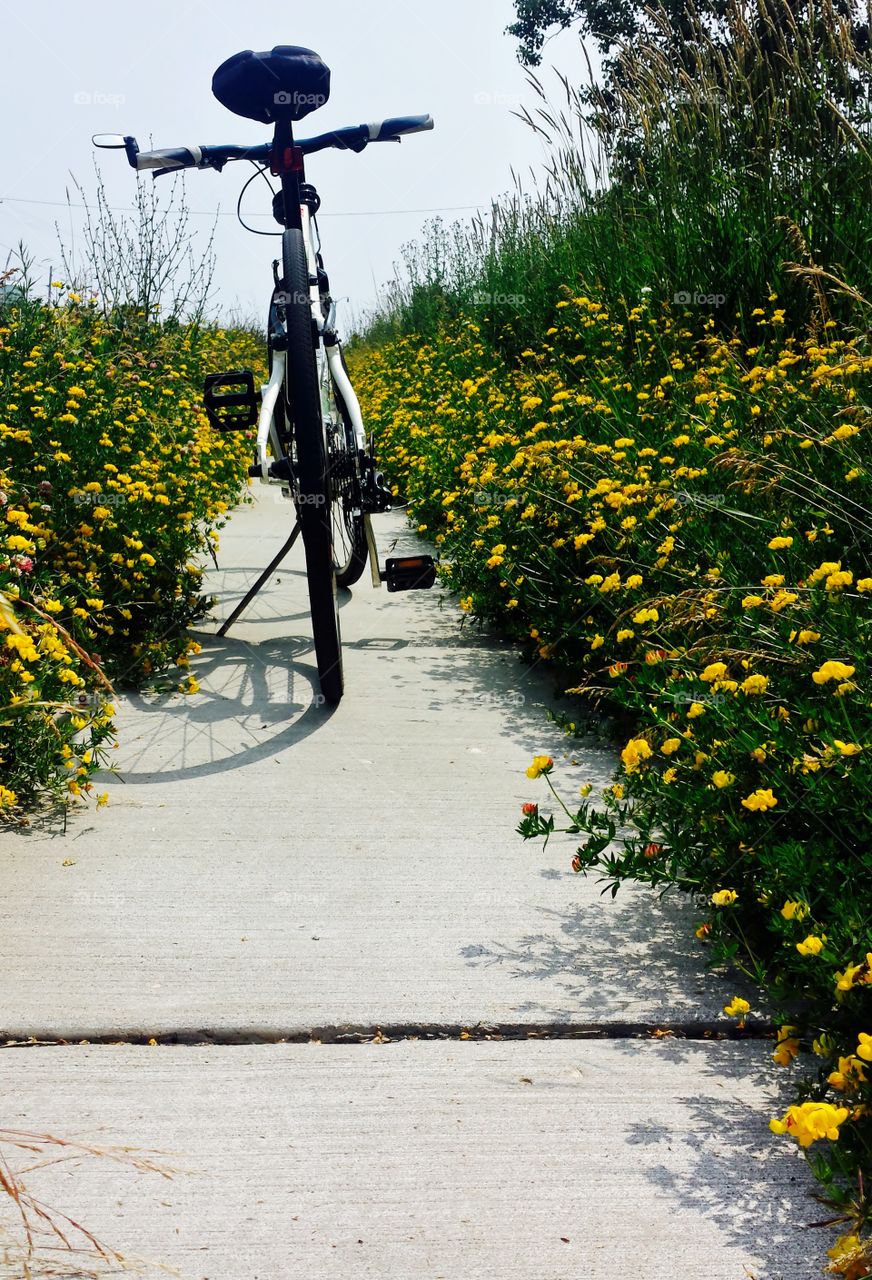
[772,1025,800,1066]
[858,1033,872,1062]
[796,934,825,956]
[769,1100,849,1147]
[768,536,793,549]
[826,1232,871,1274]
[661,738,681,755]
[741,789,778,811]
[621,737,653,772]
[827,1055,866,1091]
[701,661,727,682]
[711,770,734,788]
[740,674,768,695]
[780,899,809,920]
[96,793,109,808]
[796,630,820,645]
[687,702,705,719]
[812,661,855,685]
[0,784,18,808]
[526,754,553,779]
[836,965,864,993]
[832,740,862,756]
[711,889,738,907]
[632,607,659,624]
[741,595,764,608]
[723,996,750,1019]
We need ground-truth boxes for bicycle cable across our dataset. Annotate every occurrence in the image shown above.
[236,161,282,237]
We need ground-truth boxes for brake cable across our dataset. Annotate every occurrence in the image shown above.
[236,161,281,237]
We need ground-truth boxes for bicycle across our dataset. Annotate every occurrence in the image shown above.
[95,44,437,706]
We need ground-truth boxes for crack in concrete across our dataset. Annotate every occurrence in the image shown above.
[1,1020,774,1047]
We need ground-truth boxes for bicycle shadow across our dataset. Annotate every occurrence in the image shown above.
[110,631,335,784]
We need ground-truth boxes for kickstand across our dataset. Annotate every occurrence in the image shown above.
[217,521,302,636]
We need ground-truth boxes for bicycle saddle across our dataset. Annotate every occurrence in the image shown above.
[212,46,331,123]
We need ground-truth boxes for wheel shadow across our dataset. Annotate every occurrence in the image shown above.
[108,631,336,785]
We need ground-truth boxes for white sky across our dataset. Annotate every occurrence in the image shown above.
[0,1,585,326]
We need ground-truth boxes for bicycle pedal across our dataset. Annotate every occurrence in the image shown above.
[203,370,259,431]
[247,456,294,482]
[382,555,437,592]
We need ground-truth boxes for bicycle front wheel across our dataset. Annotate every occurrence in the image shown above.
[282,227,343,705]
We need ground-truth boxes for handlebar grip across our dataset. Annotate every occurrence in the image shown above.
[368,115,434,141]
[134,145,204,172]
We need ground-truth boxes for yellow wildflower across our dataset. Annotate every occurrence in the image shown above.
[526,755,553,779]
[741,789,778,811]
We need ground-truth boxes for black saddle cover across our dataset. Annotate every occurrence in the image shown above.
[212,46,331,123]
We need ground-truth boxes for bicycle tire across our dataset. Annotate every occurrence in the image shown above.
[328,355,368,587]
[282,227,343,705]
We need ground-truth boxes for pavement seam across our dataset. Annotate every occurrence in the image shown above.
[1,1020,774,1046]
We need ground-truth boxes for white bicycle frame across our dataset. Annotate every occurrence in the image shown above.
[254,204,366,483]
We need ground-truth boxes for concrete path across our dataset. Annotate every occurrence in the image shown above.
[1,488,819,1277]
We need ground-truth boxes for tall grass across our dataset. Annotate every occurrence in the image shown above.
[358,0,872,355]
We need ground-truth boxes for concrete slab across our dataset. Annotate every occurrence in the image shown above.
[1,489,748,1037]
[0,1040,818,1280]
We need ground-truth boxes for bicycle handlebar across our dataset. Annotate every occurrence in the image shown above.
[116,115,433,177]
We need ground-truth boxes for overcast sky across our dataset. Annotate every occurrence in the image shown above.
[0,1,588,326]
